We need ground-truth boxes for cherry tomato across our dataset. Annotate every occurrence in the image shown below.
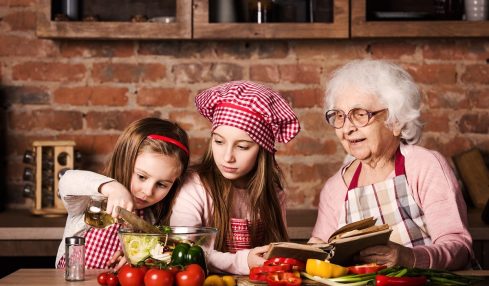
[144,268,174,286]
[176,264,206,286]
[117,264,145,286]
[97,272,109,285]
[106,272,119,286]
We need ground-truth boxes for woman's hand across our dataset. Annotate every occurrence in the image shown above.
[357,241,415,268]
[107,250,127,271]
[247,245,270,269]
[99,181,134,218]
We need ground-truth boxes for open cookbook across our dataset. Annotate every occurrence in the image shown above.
[264,217,392,265]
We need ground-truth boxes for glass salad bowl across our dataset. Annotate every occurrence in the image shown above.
[118,226,217,268]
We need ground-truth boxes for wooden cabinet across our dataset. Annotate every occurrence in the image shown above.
[36,0,192,39]
[193,0,349,39]
[351,1,489,38]
[36,0,488,40]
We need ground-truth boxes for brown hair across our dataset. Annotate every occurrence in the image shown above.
[193,141,288,252]
[103,117,189,225]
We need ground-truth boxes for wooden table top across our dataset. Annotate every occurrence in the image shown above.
[1,269,488,286]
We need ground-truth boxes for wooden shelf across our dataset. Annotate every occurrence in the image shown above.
[36,0,192,39]
[192,0,349,39]
[351,1,489,38]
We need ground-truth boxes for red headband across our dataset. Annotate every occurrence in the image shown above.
[147,134,189,155]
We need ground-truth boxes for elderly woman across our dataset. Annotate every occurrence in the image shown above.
[310,60,472,270]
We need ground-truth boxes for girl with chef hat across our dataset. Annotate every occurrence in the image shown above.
[170,80,301,274]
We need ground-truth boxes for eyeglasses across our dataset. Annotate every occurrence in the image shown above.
[325,108,387,129]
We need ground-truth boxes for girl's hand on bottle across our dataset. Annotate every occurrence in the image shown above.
[247,245,270,269]
[107,249,127,271]
[99,180,134,218]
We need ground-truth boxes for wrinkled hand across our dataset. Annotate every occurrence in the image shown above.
[357,241,415,268]
[107,250,127,271]
[99,181,134,218]
[247,245,270,269]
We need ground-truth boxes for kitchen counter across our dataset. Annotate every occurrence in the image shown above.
[0,208,487,257]
[1,269,489,286]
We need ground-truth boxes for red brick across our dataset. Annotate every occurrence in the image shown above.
[289,162,340,183]
[2,86,50,105]
[422,40,489,61]
[0,35,58,57]
[280,136,337,156]
[12,62,86,81]
[60,41,134,58]
[279,64,322,84]
[468,89,489,108]
[406,64,457,85]
[54,87,129,106]
[3,10,36,30]
[370,41,417,59]
[139,41,214,58]
[85,110,159,131]
[280,88,324,108]
[0,0,36,6]
[420,136,472,158]
[461,64,489,84]
[250,65,280,83]
[172,63,244,84]
[92,63,165,83]
[8,110,83,131]
[215,42,256,59]
[187,137,210,161]
[423,86,469,109]
[69,134,119,158]
[137,88,191,107]
[169,111,211,132]
[421,112,450,133]
[294,41,367,60]
[257,41,289,59]
[299,111,335,133]
[458,113,489,134]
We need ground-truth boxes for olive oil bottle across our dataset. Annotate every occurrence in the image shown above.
[84,196,117,228]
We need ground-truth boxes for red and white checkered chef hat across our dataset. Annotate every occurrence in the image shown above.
[195,81,300,153]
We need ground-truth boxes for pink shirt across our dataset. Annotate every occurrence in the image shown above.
[311,144,473,270]
[170,173,287,274]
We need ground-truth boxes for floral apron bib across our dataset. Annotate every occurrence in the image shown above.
[338,149,432,247]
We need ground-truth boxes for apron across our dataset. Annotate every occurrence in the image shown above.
[57,209,145,269]
[226,218,264,253]
[338,149,432,247]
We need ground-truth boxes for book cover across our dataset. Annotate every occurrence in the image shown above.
[265,217,392,266]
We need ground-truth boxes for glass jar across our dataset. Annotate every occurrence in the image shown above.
[65,236,85,281]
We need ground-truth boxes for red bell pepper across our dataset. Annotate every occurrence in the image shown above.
[266,272,302,286]
[264,257,306,271]
[348,263,386,274]
[375,275,428,286]
[249,265,292,282]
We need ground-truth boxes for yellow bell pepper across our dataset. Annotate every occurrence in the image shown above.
[305,259,348,278]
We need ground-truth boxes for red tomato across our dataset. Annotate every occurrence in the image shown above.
[348,263,386,275]
[117,264,145,286]
[97,272,109,285]
[144,268,174,286]
[106,272,119,286]
[168,265,182,276]
[176,264,206,286]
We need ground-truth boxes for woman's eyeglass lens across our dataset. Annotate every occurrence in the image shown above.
[325,108,386,129]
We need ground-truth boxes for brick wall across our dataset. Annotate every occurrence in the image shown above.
[1,1,489,209]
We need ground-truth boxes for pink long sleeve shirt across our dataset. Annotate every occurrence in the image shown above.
[311,144,473,270]
[170,173,287,275]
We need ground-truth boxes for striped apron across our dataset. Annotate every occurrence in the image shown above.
[226,218,264,253]
[338,149,432,247]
